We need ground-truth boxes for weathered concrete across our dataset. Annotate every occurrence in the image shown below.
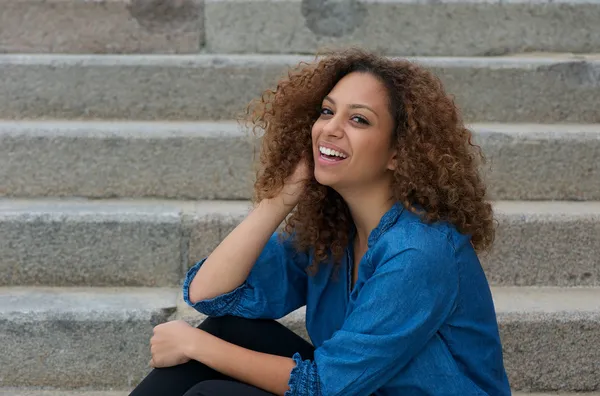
[1,121,598,201]
[493,287,600,391]
[2,392,598,396]
[483,201,600,286]
[0,391,128,396]
[473,123,600,201]
[0,54,598,122]
[0,121,257,200]
[205,0,600,56]
[2,199,597,287]
[0,0,203,53]
[0,199,184,287]
[1,392,598,396]
[0,287,178,388]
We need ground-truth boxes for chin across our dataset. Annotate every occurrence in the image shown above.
[314,170,341,189]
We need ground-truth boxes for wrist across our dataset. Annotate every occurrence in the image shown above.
[184,327,208,361]
[260,196,294,217]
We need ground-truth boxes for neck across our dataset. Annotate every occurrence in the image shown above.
[336,179,396,249]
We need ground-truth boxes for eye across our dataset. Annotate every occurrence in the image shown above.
[320,107,333,116]
[351,115,370,125]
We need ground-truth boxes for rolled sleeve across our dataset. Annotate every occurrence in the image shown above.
[182,258,245,316]
[182,232,309,319]
[287,237,459,396]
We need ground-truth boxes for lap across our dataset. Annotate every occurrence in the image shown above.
[129,315,314,396]
[184,380,276,396]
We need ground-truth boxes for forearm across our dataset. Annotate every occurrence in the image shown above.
[186,328,295,396]
[188,198,291,303]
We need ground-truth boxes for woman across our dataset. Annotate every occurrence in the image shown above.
[130,48,511,396]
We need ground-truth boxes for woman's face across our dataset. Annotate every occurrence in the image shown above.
[312,71,397,190]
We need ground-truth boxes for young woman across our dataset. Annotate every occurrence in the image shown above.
[130,49,511,396]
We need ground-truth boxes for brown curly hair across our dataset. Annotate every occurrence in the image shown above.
[245,48,494,273]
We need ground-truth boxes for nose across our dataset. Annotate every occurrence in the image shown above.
[321,115,344,138]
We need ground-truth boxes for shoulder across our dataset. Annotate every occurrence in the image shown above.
[369,210,459,278]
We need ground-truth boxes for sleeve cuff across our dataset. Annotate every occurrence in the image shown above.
[182,258,245,317]
[285,353,321,396]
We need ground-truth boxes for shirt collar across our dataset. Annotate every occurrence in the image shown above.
[348,202,405,248]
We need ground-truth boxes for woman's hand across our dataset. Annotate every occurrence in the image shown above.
[277,157,312,209]
[149,320,196,368]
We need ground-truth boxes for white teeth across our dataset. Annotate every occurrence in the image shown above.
[319,146,347,158]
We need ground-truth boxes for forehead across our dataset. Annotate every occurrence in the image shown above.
[326,72,389,108]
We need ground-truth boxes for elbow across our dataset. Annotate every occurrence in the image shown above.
[187,284,211,305]
[186,276,209,305]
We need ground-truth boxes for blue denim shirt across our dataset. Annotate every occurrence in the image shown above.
[183,202,511,395]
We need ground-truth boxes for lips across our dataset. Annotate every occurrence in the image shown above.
[317,142,349,158]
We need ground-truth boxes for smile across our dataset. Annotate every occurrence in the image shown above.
[317,145,348,164]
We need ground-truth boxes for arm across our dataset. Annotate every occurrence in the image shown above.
[185,329,296,396]
[188,159,310,303]
[188,198,290,303]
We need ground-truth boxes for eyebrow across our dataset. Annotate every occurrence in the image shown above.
[324,96,378,117]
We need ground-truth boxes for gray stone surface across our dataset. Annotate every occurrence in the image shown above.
[0,287,178,388]
[0,199,184,287]
[2,121,599,201]
[3,392,597,396]
[0,391,129,396]
[1,393,597,396]
[1,287,599,391]
[205,0,600,56]
[0,0,203,54]
[473,123,600,201]
[483,201,600,286]
[493,287,600,391]
[0,121,257,200]
[0,54,598,123]
[2,199,598,288]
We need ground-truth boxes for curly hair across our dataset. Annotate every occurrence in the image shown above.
[245,48,495,274]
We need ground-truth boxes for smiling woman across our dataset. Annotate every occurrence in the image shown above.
[129,48,511,396]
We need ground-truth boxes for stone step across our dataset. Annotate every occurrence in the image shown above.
[0,392,127,396]
[206,0,600,56]
[0,287,178,389]
[1,121,599,201]
[1,199,599,287]
[0,0,203,54]
[176,287,600,392]
[3,286,594,390]
[0,54,598,123]
[1,392,599,396]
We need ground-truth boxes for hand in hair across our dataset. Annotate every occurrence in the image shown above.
[276,157,311,210]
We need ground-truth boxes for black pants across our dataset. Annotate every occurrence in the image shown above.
[129,316,315,396]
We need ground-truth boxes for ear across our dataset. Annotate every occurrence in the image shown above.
[386,149,398,171]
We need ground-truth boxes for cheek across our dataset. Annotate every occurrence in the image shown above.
[311,120,322,140]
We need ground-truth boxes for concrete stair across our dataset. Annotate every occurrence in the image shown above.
[2,0,599,394]
[1,286,598,390]
[1,54,599,123]
[2,392,598,396]
[0,287,178,389]
[1,121,599,201]
[0,199,598,288]
[1,0,599,56]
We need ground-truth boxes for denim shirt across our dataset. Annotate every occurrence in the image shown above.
[183,202,511,395]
